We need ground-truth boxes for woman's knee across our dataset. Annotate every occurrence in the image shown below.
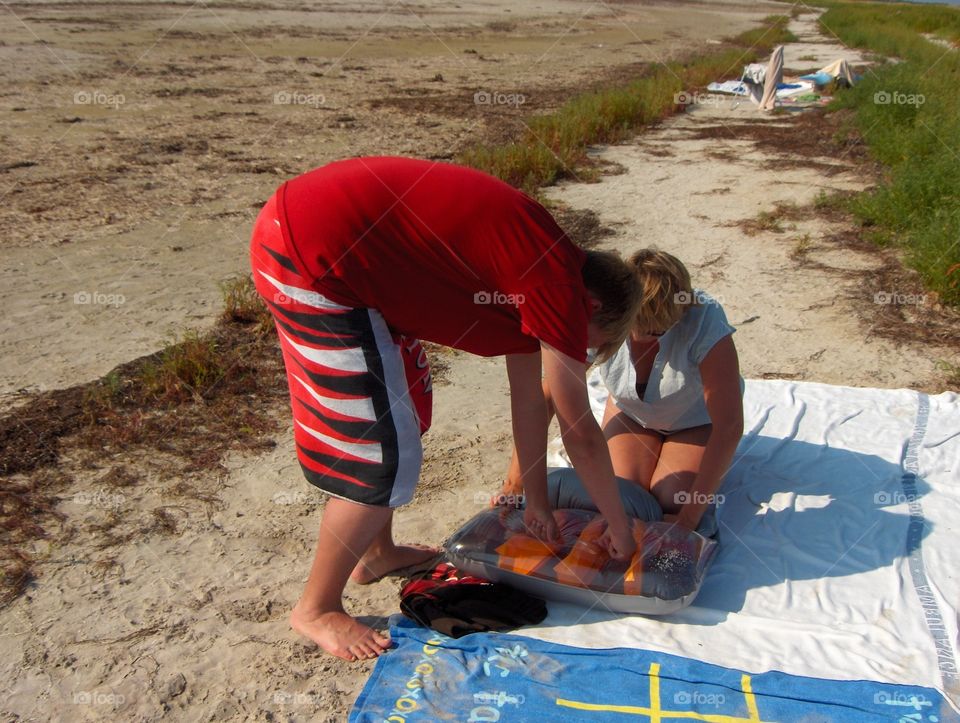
[650,472,696,513]
[605,421,661,486]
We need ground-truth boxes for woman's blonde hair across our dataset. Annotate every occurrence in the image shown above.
[628,249,695,334]
[581,249,643,363]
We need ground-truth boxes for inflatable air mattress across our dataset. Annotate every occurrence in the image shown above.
[444,507,717,614]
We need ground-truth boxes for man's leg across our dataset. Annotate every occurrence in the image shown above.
[250,208,437,658]
[342,334,438,584]
[350,513,437,584]
[290,497,394,661]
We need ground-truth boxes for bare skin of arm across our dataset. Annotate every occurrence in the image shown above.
[504,360,636,559]
[511,337,743,534]
[503,378,551,499]
[508,344,636,559]
[670,335,744,530]
[504,350,552,536]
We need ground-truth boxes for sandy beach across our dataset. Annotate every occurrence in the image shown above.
[1,2,957,721]
[0,0,782,407]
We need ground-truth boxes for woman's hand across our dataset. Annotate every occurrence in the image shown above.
[599,522,637,560]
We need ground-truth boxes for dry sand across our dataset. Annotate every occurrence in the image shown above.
[0,0,781,408]
[1,4,957,723]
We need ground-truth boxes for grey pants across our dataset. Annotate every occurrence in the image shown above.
[532,467,718,538]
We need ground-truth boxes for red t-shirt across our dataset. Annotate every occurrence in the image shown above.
[276,156,591,362]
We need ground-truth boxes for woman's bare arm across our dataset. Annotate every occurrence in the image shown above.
[675,335,744,530]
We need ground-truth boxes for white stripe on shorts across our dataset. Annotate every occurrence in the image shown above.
[367,309,423,507]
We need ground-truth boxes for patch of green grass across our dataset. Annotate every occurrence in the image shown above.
[936,359,960,389]
[812,1,960,306]
[814,189,852,213]
[755,210,785,234]
[93,369,123,403]
[220,274,272,331]
[458,15,796,194]
[141,330,225,404]
[791,233,814,261]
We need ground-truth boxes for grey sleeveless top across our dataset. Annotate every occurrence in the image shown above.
[597,291,738,432]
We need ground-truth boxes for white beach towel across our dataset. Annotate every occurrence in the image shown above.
[541,376,960,709]
[707,80,751,96]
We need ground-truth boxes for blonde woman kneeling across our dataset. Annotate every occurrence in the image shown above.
[504,249,744,533]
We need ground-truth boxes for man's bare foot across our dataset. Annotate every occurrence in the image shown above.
[349,544,438,585]
[523,504,560,543]
[290,604,390,661]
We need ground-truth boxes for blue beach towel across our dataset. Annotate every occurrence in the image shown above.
[351,617,958,722]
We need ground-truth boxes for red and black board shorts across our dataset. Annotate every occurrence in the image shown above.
[249,191,432,508]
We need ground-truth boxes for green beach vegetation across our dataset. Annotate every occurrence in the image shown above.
[461,3,960,309]
[457,16,797,193]
[814,1,960,307]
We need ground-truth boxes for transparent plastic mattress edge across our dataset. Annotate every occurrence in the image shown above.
[443,507,717,615]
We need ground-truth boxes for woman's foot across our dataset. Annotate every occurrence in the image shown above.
[349,544,439,585]
[290,604,390,661]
